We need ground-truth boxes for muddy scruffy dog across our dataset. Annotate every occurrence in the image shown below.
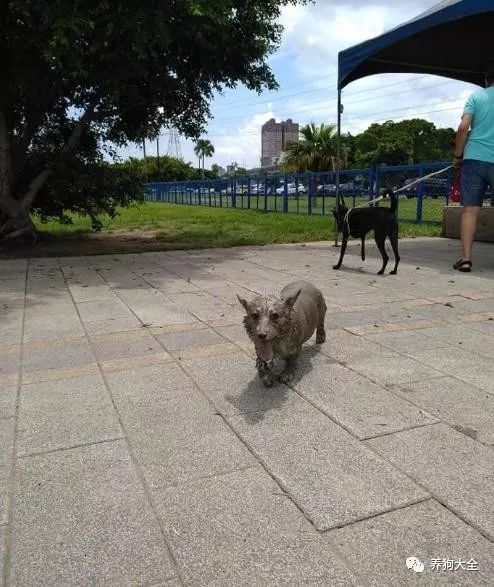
[238,280,326,386]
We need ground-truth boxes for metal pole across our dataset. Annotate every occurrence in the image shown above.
[334,88,343,247]
[142,139,147,159]
[156,138,160,179]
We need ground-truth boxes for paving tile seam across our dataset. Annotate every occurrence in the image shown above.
[15,436,126,460]
[361,434,494,544]
[353,330,494,433]
[149,464,259,493]
[62,258,188,587]
[321,496,435,535]
[385,382,494,445]
[3,258,28,587]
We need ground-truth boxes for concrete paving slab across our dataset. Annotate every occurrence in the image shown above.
[349,353,444,386]
[229,394,428,530]
[366,423,494,540]
[329,499,494,586]
[0,347,20,378]
[0,466,8,525]
[363,329,452,353]
[390,376,494,445]
[153,467,357,586]
[105,363,255,488]
[10,441,175,586]
[91,331,164,362]
[0,525,5,583]
[320,328,397,363]
[0,387,16,420]
[77,298,134,323]
[83,316,142,335]
[22,339,94,373]
[17,374,122,456]
[293,355,437,439]
[156,328,223,351]
[406,347,494,376]
[0,417,14,525]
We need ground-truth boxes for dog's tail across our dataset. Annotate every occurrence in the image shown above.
[384,189,398,213]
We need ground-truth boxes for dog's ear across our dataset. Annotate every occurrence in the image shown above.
[283,288,302,311]
[237,294,251,312]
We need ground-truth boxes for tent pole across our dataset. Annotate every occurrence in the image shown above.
[334,88,342,247]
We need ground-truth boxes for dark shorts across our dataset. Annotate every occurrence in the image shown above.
[460,159,494,206]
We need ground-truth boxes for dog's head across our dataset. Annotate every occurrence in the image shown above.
[332,205,348,231]
[237,290,301,346]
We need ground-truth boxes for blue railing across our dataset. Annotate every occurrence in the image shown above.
[145,162,457,224]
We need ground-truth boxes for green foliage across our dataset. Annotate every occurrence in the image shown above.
[353,119,455,167]
[282,123,340,172]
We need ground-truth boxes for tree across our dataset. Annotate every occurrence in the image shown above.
[210,163,223,178]
[353,119,456,167]
[194,139,215,180]
[0,0,307,242]
[282,123,342,172]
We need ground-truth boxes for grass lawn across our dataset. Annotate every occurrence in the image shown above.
[33,201,442,253]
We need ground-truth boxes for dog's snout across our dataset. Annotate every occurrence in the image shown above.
[258,332,267,340]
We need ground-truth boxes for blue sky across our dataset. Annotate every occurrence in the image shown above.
[119,0,477,170]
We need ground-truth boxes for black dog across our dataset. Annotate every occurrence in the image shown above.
[332,189,400,275]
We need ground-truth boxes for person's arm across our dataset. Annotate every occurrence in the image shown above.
[453,94,475,168]
[454,113,472,159]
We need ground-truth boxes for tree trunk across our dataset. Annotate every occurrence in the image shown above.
[0,97,97,243]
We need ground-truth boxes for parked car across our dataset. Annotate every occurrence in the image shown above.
[396,177,448,199]
[275,183,306,195]
[316,182,354,195]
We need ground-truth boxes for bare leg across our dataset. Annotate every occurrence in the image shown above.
[460,205,480,261]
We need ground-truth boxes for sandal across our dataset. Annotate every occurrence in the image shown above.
[453,259,472,272]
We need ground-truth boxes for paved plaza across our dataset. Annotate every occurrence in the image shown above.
[1,237,494,585]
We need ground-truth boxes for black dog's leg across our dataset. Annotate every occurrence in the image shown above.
[360,236,366,261]
[375,230,389,275]
[389,226,400,275]
[333,233,348,270]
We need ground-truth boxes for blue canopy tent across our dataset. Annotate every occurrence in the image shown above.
[335,0,494,204]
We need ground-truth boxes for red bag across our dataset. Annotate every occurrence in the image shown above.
[449,170,461,203]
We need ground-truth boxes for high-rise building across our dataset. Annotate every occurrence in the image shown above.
[261,118,299,168]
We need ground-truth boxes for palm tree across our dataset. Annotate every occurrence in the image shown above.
[194,139,215,179]
[282,123,341,172]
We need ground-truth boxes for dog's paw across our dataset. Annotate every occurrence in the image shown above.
[333,264,341,270]
[261,374,275,387]
[389,269,397,275]
[278,370,294,384]
[316,333,326,344]
[377,269,385,275]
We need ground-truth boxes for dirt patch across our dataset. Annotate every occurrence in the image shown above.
[0,229,179,259]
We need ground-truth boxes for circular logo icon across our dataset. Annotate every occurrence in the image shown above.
[406,557,425,573]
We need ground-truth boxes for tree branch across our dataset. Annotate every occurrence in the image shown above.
[20,96,99,211]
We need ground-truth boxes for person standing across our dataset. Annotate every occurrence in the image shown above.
[453,65,494,272]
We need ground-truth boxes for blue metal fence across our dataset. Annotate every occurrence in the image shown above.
[145,162,461,224]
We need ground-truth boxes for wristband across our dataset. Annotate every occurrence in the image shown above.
[454,154,463,159]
